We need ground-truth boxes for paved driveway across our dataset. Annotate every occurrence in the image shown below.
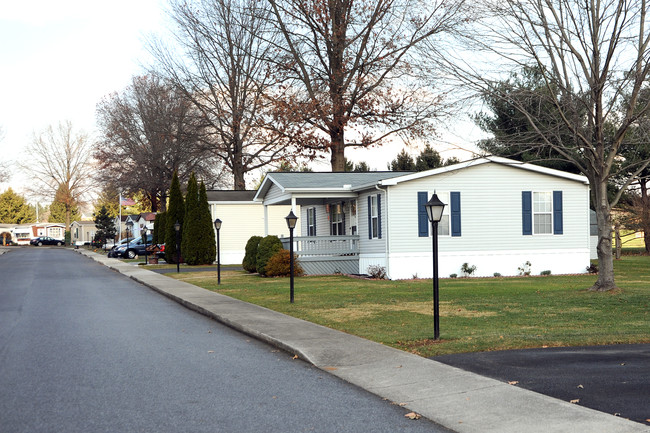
[434,344,650,426]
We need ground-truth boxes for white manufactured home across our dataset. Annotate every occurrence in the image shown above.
[254,157,592,279]
[207,190,298,265]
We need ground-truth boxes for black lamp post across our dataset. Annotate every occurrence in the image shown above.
[425,193,446,340]
[214,218,222,285]
[285,210,298,303]
[142,227,148,265]
[174,221,181,274]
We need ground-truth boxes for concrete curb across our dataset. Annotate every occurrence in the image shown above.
[78,250,649,433]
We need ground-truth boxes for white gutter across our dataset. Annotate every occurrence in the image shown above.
[375,184,390,279]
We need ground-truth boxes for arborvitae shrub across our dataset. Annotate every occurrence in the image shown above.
[265,249,303,277]
[256,235,283,276]
[243,235,262,273]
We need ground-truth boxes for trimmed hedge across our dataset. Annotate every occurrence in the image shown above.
[256,235,283,276]
[265,249,303,277]
[243,235,263,273]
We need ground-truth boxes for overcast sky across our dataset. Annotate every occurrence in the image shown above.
[0,0,165,194]
[0,0,482,198]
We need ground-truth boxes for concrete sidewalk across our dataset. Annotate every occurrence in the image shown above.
[78,250,648,433]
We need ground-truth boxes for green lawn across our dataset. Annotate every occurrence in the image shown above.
[170,256,649,357]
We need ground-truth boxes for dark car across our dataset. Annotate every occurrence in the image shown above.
[30,236,64,246]
[112,234,154,259]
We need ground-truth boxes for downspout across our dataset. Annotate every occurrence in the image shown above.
[375,184,389,278]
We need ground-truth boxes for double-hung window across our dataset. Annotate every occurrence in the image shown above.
[522,191,563,235]
[331,204,344,235]
[307,208,316,236]
[533,192,552,234]
[370,195,379,238]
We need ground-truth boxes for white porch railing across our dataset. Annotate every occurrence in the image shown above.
[280,235,360,256]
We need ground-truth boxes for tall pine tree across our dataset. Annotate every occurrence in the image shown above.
[165,171,184,264]
[181,173,199,264]
[197,181,216,264]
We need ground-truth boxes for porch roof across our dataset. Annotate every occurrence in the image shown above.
[254,171,413,205]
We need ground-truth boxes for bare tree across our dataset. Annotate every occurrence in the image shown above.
[21,121,96,231]
[95,75,221,211]
[0,126,9,183]
[149,0,299,190]
[264,0,468,171]
[440,0,650,291]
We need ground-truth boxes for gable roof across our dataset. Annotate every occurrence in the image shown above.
[254,156,589,204]
[255,171,412,201]
[379,156,589,186]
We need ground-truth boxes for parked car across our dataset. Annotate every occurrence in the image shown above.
[30,236,64,246]
[112,234,154,259]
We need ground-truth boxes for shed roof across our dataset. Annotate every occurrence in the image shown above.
[207,190,257,202]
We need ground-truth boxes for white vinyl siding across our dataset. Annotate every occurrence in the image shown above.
[386,162,589,255]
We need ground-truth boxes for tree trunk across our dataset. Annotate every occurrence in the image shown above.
[330,126,346,172]
[640,182,650,254]
[590,180,618,291]
[614,224,621,260]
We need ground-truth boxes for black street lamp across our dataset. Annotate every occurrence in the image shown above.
[425,193,446,340]
[214,218,222,285]
[142,227,148,266]
[285,210,298,303]
[174,221,181,274]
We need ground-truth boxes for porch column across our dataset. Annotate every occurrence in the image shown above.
[264,204,269,236]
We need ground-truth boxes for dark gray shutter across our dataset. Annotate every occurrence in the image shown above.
[450,192,461,237]
[418,192,429,237]
[553,191,563,235]
[522,191,532,235]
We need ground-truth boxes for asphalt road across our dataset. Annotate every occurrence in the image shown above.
[435,344,650,426]
[0,248,452,433]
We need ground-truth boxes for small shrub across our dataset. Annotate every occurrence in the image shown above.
[449,273,458,278]
[518,261,532,276]
[540,270,551,276]
[265,249,303,277]
[242,235,263,273]
[256,235,283,276]
[587,263,599,274]
[367,265,387,279]
[460,262,476,277]
[493,272,501,277]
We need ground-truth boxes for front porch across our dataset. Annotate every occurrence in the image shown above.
[280,235,360,275]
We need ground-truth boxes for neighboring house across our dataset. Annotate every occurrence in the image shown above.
[115,215,139,241]
[207,190,297,265]
[135,212,156,237]
[33,223,66,241]
[254,156,592,279]
[70,221,98,245]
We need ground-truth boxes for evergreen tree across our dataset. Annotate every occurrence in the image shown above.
[153,212,166,245]
[196,182,216,264]
[415,144,443,171]
[165,171,185,264]
[389,149,416,171]
[352,161,371,172]
[49,193,80,224]
[181,173,200,264]
[93,205,117,247]
[0,188,36,224]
